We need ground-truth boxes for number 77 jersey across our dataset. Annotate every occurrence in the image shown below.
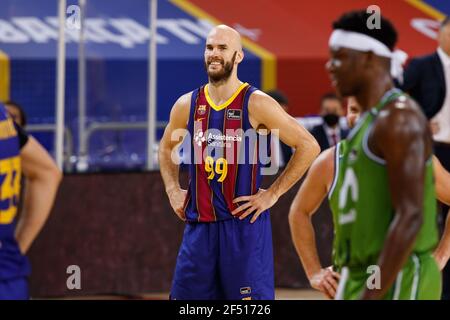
[183,83,271,222]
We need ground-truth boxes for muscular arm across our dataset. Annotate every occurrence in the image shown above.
[434,155,450,206]
[251,92,320,198]
[15,137,62,254]
[434,210,450,271]
[232,91,320,222]
[289,147,339,298]
[432,156,450,270]
[158,93,191,220]
[361,101,432,299]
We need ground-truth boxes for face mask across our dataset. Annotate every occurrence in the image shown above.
[323,113,340,127]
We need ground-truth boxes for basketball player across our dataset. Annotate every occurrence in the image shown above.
[316,10,440,300]
[289,97,450,299]
[0,102,62,299]
[159,25,320,300]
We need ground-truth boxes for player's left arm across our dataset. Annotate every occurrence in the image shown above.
[15,136,62,254]
[232,91,320,223]
[289,147,340,299]
[360,101,432,300]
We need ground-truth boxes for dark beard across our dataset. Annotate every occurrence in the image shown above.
[205,51,237,85]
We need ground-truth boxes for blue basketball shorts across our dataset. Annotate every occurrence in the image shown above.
[170,211,274,300]
[0,277,29,300]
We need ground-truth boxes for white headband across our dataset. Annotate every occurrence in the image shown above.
[329,29,408,83]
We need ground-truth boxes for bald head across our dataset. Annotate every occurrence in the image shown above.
[204,25,244,84]
[207,25,243,52]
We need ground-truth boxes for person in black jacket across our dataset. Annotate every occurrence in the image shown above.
[310,93,348,151]
[401,20,448,120]
[401,16,450,300]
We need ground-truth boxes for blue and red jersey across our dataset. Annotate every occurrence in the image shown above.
[183,83,271,222]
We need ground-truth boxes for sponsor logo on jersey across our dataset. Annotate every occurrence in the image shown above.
[240,286,251,295]
[206,132,242,148]
[348,149,358,164]
[193,128,242,148]
[194,129,206,146]
[227,109,241,120]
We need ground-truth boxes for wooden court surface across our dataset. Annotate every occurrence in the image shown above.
[43,289,325,300]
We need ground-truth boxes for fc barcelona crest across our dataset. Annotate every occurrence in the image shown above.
[198,104,207,115]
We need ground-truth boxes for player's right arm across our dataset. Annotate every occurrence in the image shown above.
[432,155,450,270]
[434,210,450,271]
[289,147,340,299]
[434,155,450,206]
[158,92,191,221]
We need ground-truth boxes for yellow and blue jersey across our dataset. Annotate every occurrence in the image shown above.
[0,102,30,281]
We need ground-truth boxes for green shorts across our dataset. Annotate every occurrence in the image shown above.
[335,253,442,300]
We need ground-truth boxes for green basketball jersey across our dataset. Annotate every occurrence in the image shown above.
[328,89,438,272]
[328,139,347,268]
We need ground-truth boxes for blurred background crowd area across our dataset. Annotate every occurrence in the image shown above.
[0,0,446,173]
